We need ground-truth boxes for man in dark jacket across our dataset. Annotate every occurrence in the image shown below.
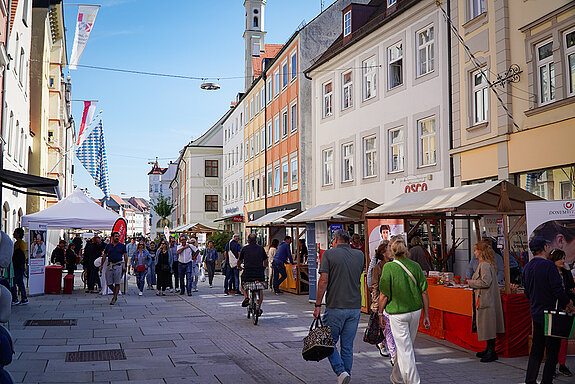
[523,237,575,384]
[50,240,66,265]
[272,236,295,294]
[83,235,104,293]
[223,234,241,295]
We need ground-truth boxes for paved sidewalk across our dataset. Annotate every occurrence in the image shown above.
[5,272,573,383]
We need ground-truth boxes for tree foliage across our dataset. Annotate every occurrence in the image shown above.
[151,195,175,221]
[208,231,233,253]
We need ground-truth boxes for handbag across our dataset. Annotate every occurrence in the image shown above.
[135,265,146,272]
[302,317,335,362]
[227,241,238,269]
[544,300,575,339]
[199,266,206,282]
[363,311,385,345]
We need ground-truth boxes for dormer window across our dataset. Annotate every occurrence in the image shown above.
[343,11,352,36]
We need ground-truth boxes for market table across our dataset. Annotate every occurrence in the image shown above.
[418,284,531,357]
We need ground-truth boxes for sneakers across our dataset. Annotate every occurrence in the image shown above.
[187,292,192,296]
[377,342,390,357]
[209,284,213,288]
[21,299,28,305]
[156,291,161,296]
[337,371,350,384]
[138,291,143,296]
[559,365,573,377]
[11,301,20,306]
[192,288,198,292]
[241,298,249,307]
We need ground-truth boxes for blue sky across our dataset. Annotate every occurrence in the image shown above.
[65,0,338,200]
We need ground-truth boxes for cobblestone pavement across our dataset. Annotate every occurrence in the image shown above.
[5,272,573,383]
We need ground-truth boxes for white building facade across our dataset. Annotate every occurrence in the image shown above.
[148,161,176,239]
[2,0,32,233]
[308,0,451,207]
[221,101,245,234]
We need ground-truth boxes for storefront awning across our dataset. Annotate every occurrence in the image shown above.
[246,209,299,227]
[366,180,542,218]
[214,214,235,222]
[0,168,61,198]
[287,199,379,224]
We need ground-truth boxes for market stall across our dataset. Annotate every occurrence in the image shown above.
[287,199,378,304]
[246,209,306,294]
[366,180,542,357]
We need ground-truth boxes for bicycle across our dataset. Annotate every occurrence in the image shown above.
[243,281,265,325]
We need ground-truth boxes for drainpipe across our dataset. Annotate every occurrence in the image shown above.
[263,70,267,216]
[447,0,454,188]
[0,0,12,227]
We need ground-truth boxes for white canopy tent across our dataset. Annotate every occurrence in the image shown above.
[22,188,120,229]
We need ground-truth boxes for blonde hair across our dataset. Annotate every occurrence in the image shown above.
[390,237,408,258]
[474,240,497,271]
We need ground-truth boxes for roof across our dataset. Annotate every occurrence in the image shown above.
[366,180,543,218]
[106,194,127,206]
[287,199,379,223]
[306,0,421,74]
[148,160,167,175]
[172,223,219,233]
[252,44,283,79]
[246,209,299,227]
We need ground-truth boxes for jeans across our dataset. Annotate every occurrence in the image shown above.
[12,264,27,301]
[322,307,361,376]
[388,309,422,384]
[146,259,156,286]
[135,270,147,292]
[272,261,287,293]
[178,262,193,294]
[86,266,100,291]
[526,320,561,384]
[225,266,239,293]
[172,260,179,289]
[205,260,215,285]
[191,263,199,289]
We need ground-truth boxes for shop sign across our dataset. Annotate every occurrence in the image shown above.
[404,182,428,193]
[232,215,244,223]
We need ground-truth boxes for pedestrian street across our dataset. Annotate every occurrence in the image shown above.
[5,273,574,384]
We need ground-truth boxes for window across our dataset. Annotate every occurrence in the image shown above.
[6,113,13,156]
[261,173,265,199]
[267,121,273,147]
[322,149,334,186]
[255,92,259,114]
[252,39,260,56]
[251,177,255,201]
[472,69,489,124]
[388,42,403,89]
[282,61,288,88]
[417,25,434,77]
[566,30,575,96]
[282,161,289,192]
[205,160,218,177]
[245,140,249,163]
[255,132,260,154]
[260,128,265,150]
[291,51,297,81]
[266,78,273,103]
[362,56,377,100]
[290,102,297,132]
[256,175,260,199]
[274,115,280,143]
[389,128,404,172]
[205,195,218,212]
[290,155,298,189]
[342,143,354,182]
[537,41,555,104]
[250,99,254,120]
[240,112,243,127]
[469,0,485,19]
[239,144,243,161]
[343,11,351,36]
[261,87,265,109]
[274,69,280,97]
[253,16,259,28]
[342,71,353,109]
[363,136,376,178]
[323,81,333,117]
[267,168,273,196]
[274,165,281,194]
[18,48,25,85]
[418,118,437,167]
[250,136,254,158]
[281,109,288,138]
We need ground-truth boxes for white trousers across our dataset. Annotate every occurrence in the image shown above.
[389,309,421,384]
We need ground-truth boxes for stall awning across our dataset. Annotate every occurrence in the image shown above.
[246,209,299,227]
[287,199,379,223]
[173,222,219,233]
[366,180,543,218]
[0,169,61,198]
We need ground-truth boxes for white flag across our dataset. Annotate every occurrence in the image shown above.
[69,5,99,70]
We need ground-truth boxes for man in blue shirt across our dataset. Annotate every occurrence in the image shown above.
[523,237,575,384]
[272,236,295,294]
[202,240,218,288]
[224,234,241,295]
[100,232,127,305]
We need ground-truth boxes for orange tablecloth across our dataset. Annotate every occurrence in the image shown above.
[426,284,473,316]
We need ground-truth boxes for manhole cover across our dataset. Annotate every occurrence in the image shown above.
[66,349,126,362]
[269,341,301,349]
[24,319,77,326]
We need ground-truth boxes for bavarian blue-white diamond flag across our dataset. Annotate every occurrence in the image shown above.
[75,120,110,197]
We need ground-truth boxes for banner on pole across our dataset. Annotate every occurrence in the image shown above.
[69,5,100,70]
[77,101,97,145]
[28,223,47,296]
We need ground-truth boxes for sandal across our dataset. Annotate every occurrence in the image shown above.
[109,298,117,305]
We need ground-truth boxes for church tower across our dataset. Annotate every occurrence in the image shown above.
[244,0,266,90]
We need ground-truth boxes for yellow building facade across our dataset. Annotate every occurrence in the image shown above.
[451,0,575,199]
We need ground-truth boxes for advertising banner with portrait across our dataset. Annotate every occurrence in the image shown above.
[367,218,404,262]
[28,223,48,295]
[526,199,575,265]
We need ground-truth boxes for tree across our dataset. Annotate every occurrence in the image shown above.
[208,231,233,253]
[151,195,175,228]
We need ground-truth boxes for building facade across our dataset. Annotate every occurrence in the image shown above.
[307,0,450,207]
[221,99,245,234]
[170,113,227,231]
[148,160,176,239]
[2,0,32,233]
